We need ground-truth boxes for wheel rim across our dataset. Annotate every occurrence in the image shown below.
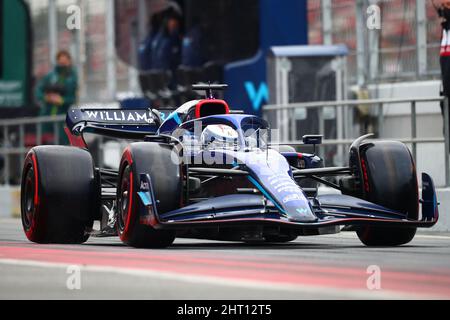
[22,165,35,230]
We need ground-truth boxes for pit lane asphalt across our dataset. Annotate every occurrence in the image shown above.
[0,218,449,300]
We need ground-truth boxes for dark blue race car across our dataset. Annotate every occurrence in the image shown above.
[20,84,439,248]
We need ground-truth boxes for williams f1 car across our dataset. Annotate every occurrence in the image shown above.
[20,84,439,248]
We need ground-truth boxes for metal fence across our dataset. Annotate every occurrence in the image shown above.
[1,97,449,188]
[309,0,444,85]
[263,96,450,187]
[0,114,66,186]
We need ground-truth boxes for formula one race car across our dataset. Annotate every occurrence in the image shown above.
[20,84,439,248]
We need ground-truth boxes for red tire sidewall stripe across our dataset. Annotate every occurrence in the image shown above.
[123,168,133,238]
[25,152,40,240]
[120,148,134,242]
[31,153,39,207]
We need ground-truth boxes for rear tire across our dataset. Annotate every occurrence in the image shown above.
[354,141,418,246]
[117,142,181,248]
[21,146,97,244]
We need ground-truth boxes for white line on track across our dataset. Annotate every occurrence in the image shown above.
[334,232,450,240]
[0,258,440,300]
[414,234,450,240]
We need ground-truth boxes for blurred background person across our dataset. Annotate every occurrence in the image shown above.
[138,13,164,71]
[151,13,182,77]
[35,50,78,145]
[181,16,205,68]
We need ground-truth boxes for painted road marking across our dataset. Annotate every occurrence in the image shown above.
[0,258,429,300]
[0,244,450,299]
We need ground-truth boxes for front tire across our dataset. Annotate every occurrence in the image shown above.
[117,142,181,248]
[354,141,418,246]
[21,146,97,244]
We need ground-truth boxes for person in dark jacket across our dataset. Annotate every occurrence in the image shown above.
[35,50,78,145]
[181,17,204,68]
[138,13,164,71]
[151,14,182,71]
[150,13,182,90]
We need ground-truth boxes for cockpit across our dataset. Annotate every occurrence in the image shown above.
[176,115,270,152]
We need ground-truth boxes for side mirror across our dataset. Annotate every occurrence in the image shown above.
[302,135,323,145]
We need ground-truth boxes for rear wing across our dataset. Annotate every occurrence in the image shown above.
[66,106,168,139]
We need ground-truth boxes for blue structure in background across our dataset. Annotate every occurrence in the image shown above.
[224,0,308,116]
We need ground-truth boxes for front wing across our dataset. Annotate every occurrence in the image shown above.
[136,173,439,232]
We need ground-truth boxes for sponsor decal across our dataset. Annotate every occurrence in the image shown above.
[83,110,155,124]
[276,186,299,193]
[159,112,167,121]
[296,208,309,215]
[244,81,269,112]
[282,194,302,203]
[140,181,150,191]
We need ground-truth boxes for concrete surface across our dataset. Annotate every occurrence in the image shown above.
[0,218,449,300]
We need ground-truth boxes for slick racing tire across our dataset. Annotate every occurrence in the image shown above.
[21,146,97,244]
[117,142,181,248]
[355,141,418,246]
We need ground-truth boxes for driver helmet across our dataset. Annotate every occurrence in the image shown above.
[201,124,238,149]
